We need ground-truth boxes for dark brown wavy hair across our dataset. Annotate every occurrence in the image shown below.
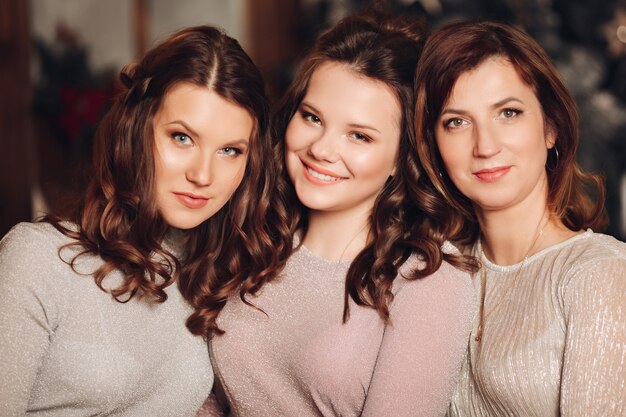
[45,26,290,330]
[414,20,607,245]
[269,11,477,323]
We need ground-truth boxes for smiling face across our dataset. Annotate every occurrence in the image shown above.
[285,62,401,218]
[153,82,254,229]
[434,57,555,216]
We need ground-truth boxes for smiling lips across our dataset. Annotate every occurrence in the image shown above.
[473,166,512,182]
[302,162,347,185]
[173,192,210,209]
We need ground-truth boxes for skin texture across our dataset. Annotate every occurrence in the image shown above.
[435,57,556,217]
[153,82,253,230]
[285,62,401,258]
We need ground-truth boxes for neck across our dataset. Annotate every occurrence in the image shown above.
[302,208,371,261]
[477,203,550,265]
[477,199,579,266]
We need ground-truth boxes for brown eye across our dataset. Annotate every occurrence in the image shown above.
[302,111,321,125]
[499,108,521,119]
[444,118,468,129]
[350,132,371,142]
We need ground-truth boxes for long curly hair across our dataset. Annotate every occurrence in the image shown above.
[222,10,475,325]
[45,26,290,328]
[414,21,607,245]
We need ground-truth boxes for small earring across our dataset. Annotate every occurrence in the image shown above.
[438,171,443,178]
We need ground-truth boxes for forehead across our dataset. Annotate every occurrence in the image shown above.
[305,61,402,128]
[156,82,254,139]
[445,57,536,106]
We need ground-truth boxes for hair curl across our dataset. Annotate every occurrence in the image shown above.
[213,10,477,326]
[45,26,290,334]
[414,20,607,245]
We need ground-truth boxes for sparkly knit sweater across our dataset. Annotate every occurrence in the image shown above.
[0,222,213,416]
[447,230,626,416]
[207,241,475,417]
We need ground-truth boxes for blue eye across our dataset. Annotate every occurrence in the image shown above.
[220,147,242,157]
[172,132,192,145]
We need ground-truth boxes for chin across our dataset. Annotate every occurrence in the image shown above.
[162,213,210,230]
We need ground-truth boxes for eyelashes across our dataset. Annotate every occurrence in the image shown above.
[219,147,244,157]
[441,107,524,130]
[299,109,372,143]
[169,132,246,157]
[171,132,192,145]
[301,110,321,125]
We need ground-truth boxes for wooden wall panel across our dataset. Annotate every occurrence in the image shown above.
[244,0,301,100]
[0,0,35,236]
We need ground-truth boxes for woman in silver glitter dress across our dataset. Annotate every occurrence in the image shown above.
[0,25,281,416]
[414,20,626,417]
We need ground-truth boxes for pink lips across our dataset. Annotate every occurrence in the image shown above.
[301,161,346,186]
[173,192,210,209]
[473,166,511,182]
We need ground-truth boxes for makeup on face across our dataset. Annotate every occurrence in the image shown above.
[285,62,401,217]
[435,57,555,214]
[153,82,253,229]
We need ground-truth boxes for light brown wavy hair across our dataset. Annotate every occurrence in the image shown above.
[414,20,607,245]
[268,11,478,323]
[45,26,290,335]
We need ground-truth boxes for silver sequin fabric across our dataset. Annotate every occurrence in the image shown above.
[447,230,626,417]
[208,242,475,417]
[0,222,213,416]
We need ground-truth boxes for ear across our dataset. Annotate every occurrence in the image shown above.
[545,125,557,149]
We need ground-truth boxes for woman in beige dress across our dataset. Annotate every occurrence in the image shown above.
[414,20,626,416]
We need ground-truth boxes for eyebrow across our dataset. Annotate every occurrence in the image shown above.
[165,120,250,145]
[224,138,250,147]
[300,101,382,133]
[165,120,199,138]
[441,97,524,116]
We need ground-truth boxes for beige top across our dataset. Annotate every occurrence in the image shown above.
[0,222,213,416]
[448,230,626,417]
[208,242,475,417]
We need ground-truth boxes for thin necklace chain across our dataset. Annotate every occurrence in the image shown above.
[474,212,550,343]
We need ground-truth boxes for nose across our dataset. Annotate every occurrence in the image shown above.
[186,152,212,187]
[473,123,502,158]
[308,130,339,162]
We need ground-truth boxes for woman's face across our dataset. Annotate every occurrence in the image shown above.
[285,62,401,218]
[153,82,253,229]
[434,57,555,214]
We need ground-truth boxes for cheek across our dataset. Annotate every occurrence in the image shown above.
[435,136,459,170]
[352,149,394,176]
[223,160,248,196]
[284,122,304,177]
[285,118,309,152]
[154,144,187,183]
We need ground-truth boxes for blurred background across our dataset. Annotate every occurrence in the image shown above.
[1,0,625,239]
